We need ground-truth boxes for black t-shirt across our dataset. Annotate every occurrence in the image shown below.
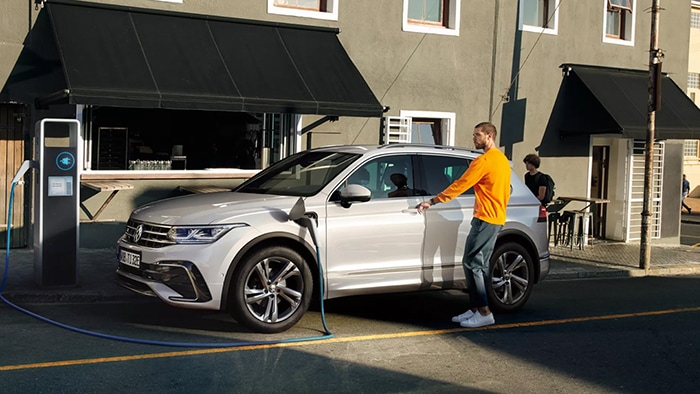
[524,172,547,203]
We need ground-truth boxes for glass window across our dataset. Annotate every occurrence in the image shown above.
[521,0,559,32]
[403,0,460,36]
[689,73,700,90]
[411,118,442,145]
[274,0,327,12]
[407,0,445,26]
[336,155,416,200]
[605,0,634,41]
[268,0,338,21]
[684,140,699,158]
[692,12,700,29]
[419,155,472,195]
[237,151,359,196]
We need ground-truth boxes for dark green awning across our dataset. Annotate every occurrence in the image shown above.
[558,63,700,139]
[38,0,383,117]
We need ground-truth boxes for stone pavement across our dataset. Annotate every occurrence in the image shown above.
[2,199,700,303]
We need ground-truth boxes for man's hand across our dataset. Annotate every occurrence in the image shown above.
[416,198,435,214]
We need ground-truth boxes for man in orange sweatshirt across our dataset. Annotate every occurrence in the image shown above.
[416,121,511,328]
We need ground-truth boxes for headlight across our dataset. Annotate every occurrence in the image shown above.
[167,224,247,244]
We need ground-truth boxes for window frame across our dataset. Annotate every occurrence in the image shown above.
[602,0,636,46]
[268,0,338,21]
[519,0,560,36]
[684,140,700,159]
[399,110,455,146]
[402,0,461,37]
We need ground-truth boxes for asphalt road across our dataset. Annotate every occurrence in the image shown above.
[2,275,700,393]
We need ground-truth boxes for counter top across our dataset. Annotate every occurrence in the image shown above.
[81,169,260,180]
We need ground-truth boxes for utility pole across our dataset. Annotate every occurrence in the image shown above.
[640,0,663,270]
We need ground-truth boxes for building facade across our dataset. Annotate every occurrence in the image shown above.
[1,0,698,247]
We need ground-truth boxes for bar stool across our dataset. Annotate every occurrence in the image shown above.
[546,200,568,246]
[562,210,593,250]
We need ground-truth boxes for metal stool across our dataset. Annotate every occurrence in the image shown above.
[562,210,593,250]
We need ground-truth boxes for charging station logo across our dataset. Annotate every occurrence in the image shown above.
[56,152,75,171]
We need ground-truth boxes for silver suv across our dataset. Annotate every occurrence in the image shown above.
[116,144,550,333]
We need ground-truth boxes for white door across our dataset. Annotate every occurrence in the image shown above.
[324,155,425,298]
[419,154,474,289]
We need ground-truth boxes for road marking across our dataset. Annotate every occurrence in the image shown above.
[3,306,700,371]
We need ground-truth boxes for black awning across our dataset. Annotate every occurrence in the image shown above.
[39,0,383,117]
[557,64,700,139]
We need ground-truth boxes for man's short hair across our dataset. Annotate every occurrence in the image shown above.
[474,122,497,138]
[523,153,540,169]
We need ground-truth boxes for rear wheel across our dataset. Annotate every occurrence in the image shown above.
[230,246,313,333]
[488,242,534,312]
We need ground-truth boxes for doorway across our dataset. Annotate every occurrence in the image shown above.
[591,145,609,239]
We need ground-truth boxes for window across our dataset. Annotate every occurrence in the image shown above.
[384,112,455,145]
[336,155,417,199]
[411,118,442,145]
[603,0,636,45]
[689,73,700,90]
[520,0,560,35]
[684,140,699,158]
[407,0,446,27]
[420,155,472,195]
[268,0,338,21]
[403,0,460,36]
[692,12,700,29]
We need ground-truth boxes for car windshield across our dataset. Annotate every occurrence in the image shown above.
[235,151,360,196]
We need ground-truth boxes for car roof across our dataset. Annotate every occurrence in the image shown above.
[309,144,485,157]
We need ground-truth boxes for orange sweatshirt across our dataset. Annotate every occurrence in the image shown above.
[434,147,511,225]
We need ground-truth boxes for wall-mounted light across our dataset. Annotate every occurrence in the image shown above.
[35,0,45,10]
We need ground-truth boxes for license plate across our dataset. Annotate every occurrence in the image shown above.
[118,248,141,268]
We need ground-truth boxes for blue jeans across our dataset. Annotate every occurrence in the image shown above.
[462,217,502,308]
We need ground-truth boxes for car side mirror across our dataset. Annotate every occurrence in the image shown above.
[339,184,371,208]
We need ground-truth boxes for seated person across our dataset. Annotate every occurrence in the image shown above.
[388,173,411,198]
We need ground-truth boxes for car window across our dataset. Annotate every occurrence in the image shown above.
[420,155,474,195]
[336,155,416,199]
[236,151,360,196]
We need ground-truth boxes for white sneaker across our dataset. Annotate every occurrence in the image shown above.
[451,310,476,323]
[459,312,495,328]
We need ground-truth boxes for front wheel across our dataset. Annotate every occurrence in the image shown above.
[229,246,313,333]
[488,241,534,312]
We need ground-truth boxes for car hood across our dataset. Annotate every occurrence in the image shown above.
[130,192,305,226]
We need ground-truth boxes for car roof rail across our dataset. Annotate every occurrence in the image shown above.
[379,143,482,155]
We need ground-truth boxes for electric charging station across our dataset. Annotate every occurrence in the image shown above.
[34,118,81,288]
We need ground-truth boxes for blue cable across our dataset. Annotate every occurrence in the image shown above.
[1,181,332,347]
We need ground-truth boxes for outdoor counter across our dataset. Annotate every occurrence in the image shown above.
[79,169,260,248]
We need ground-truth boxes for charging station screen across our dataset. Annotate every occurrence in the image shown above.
[48,176,73,196]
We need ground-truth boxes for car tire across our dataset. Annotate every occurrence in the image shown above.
[229,246,313,333]
[488,241,534,313]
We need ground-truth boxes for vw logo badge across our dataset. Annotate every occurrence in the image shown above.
[133,224,143,243]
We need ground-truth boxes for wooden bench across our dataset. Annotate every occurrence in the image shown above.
[81,181,134,221]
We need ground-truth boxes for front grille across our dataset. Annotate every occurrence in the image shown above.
[122,219,175,248]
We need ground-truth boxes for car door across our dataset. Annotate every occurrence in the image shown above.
[417,154,474,289]
[324,154,425,298]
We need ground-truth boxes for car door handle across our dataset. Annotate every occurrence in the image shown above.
[401,209,419,214]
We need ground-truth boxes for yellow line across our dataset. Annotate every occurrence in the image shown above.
[3,306,700,372]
